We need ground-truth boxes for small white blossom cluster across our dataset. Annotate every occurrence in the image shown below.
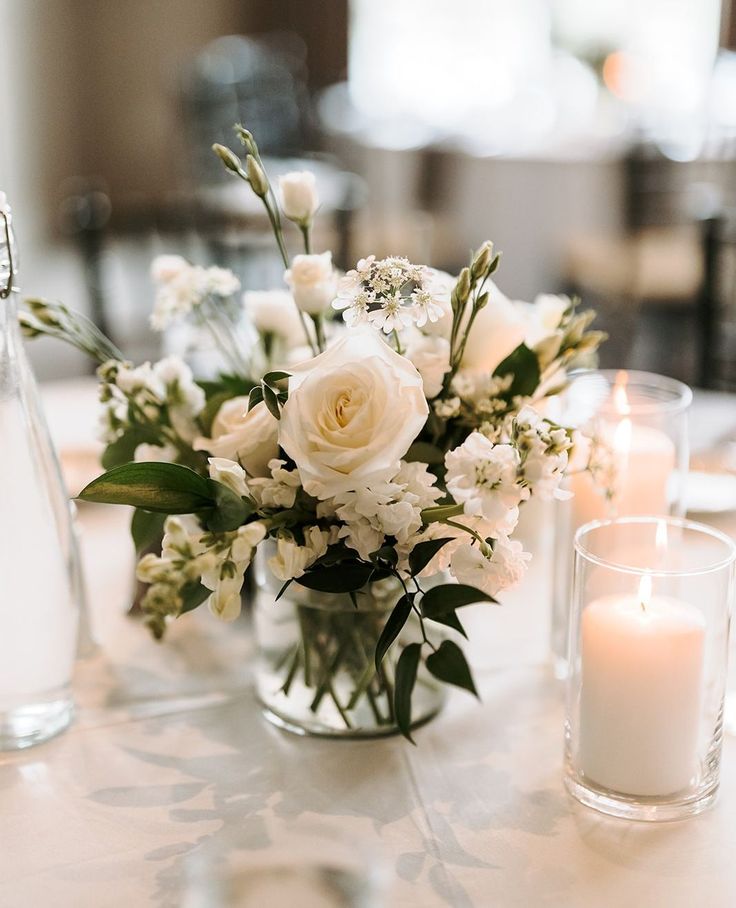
[333,256,446,333]
[331,461,443,561]
[268,525,339,582]
[150,255,240,331]
[136,511,267,633]
[98,355,206,453]
[511,406,575,502]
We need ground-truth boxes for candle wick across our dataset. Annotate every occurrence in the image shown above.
[640,599,647,613]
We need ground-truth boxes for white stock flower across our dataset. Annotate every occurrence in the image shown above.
[513,406,573,501]
[278,171,319,224]
[249,458,302,508]
[284,252,338,315]
[208,457,249,497]
[231,521,267,562]
[279,330,428,499]
[153,356,206,441]
[134,442,178,463]
[404,329,450,398]
[149,261,239,331]
[243,289,305,347]
[268,526,335,582]
[450,537,531,597]
[205,266,240,298]
[445,432,525,537]
[195,398,278,478]
[208,573,244,622]
[460,282,527,373]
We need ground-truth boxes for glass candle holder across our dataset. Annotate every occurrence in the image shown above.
[564,517,735,822]
[551,370,692,676]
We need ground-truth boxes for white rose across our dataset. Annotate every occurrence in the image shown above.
[208,457,250,498]
[284,252,338,315]
[404,329,450,398]
[243,289,305,346]
[194,398,278,478]
[278,171,319,224]
[151,254,189,284]
[279,330,428,499]
[461,281,527,373]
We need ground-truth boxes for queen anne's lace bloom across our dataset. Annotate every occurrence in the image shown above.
[333,255,446,335]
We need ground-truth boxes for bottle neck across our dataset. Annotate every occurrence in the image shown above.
[0,208,20,358]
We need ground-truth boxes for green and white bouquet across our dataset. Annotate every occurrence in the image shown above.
[22,126,603,738]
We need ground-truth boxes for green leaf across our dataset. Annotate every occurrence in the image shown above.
[426,640,478,698]
[427,609,467,639]
[130,508,166,554]
[78,462,215,514]
[248,385,264,411]
[101,427,160,470]
[374,594,414,672]
[409,537,453,576]
[296,562,375,594]
[405,441,445,464]
[262,382,281,420]
[493,343,540,399]
[421,583,495,619]
[263,370,291,386]
[204,481,254,533]
[179,581,210,615]
[370,545,399,568]
[394,642,422,743]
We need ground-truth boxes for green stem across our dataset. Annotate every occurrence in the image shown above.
[392,329,404,355]
[442,517,487,547]
[420,503,465,524]
[311,314,326,353]
[299,223,312,255]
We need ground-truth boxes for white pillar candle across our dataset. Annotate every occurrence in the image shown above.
[578,579,705,796]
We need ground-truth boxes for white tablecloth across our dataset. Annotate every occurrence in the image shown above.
[2,388,736,907]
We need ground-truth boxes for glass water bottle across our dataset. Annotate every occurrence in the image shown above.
[0,197,81,748]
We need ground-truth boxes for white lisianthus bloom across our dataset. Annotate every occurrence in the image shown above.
[278,171,319,224]
[450,537,531,597]
[208,457,250,498]
[243,289,305,347]
[404,329,450,398]
[460,282,527,373]
[279,330,428,499]
[195,398,278,478]
[445,432,526,537]
[134,442,178,463]
[249,458,302,509]
[518,293,569,348]
[284,252,338,315]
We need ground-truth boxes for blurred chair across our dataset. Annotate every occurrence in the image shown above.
[698,211,736,390]
[564,144,734,379]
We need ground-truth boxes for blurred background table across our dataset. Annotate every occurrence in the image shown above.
[1,382,735,907]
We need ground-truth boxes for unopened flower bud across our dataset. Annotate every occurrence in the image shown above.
[245,155,269,197]
[212,144,242,174]
[456,267,471,302]
[18,313,42,338]
[236,125,256,152]
[475,291,489,311]
[471,241,494,280]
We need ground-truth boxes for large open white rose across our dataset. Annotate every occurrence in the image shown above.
[279,330,428,499]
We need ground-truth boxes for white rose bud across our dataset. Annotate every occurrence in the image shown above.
[284,251,337,315]
[278,171,319,225]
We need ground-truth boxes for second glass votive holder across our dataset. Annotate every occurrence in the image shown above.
[551,369,692,676]
[564,517,735,822]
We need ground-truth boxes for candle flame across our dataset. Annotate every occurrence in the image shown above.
[639,573,652,612]
[612,371,631,416]
[613,415,632,453]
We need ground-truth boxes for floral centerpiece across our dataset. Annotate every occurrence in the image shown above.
[21,126,603,739]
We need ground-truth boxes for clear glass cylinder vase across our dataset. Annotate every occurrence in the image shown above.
[551,369,692,676]
[0,202,81,748]
[252,550,445,738]
[564,517,735,821]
